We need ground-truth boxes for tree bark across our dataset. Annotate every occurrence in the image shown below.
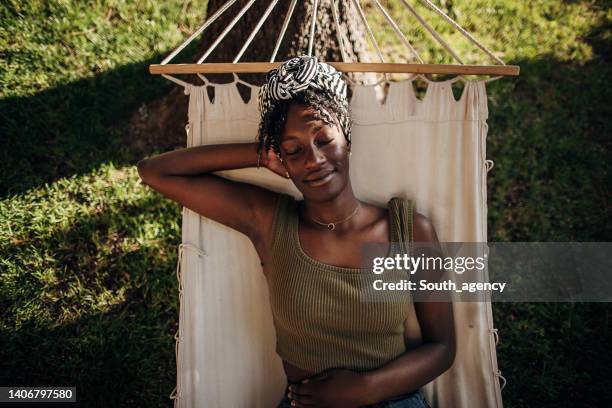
[128,0,374,155]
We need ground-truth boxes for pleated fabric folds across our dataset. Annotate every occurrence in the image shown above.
[171,79,503,408]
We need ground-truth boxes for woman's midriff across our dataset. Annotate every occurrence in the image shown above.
[283,360,319,383]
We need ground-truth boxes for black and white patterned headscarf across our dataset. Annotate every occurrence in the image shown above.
[258,55,348,126]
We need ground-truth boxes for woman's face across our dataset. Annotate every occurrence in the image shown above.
[279,102,350,200]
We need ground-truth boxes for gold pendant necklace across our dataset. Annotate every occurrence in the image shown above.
[309,202,361,231]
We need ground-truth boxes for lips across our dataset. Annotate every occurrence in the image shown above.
[304,169,334,183]
[304,170,335,187]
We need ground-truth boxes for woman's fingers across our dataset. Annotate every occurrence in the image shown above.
[288,392,316,407]
[265,149,290,178]
[288,384,311,396]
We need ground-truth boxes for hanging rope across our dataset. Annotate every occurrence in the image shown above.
[350,0,389,83]
[197,0,257,64]
[331,0,349,63]
[351,0,385,63]
[270,0,298,62]
[308,0,320,57]
[372,0,424,64]
[155,0,515,85]
[419,0,505,65]
[399,0,464,64]
[161,0,237,65]
[234,0,280,63]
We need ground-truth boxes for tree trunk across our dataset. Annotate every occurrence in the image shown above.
[128,0,374,154]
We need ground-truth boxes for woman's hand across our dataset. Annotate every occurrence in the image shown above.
[287,368,373,408]
[260,148,291,179]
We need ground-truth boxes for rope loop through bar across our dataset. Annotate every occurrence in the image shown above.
[166,70,495,92]
[232,72,257,88]
[490,328,499,345]
[197,73,210,86]
[496,370,507,391]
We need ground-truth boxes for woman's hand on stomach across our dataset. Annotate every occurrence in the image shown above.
[287,368,372,408]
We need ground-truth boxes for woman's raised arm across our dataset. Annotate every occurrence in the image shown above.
[137,142,283,249]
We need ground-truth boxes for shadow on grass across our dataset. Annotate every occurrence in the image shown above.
[0,54,183,198]
[0,309,177,408]
[493,302,612,408]
[484,55,611,241]
[0,193,181,407]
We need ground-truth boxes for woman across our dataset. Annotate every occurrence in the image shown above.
[138,56,455,408]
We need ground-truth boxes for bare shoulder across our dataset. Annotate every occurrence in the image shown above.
[412,209,439,243]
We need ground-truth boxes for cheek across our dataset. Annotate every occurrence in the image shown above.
[327,143,348,160]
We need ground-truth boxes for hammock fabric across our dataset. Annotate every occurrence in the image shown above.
[170,76,504,407]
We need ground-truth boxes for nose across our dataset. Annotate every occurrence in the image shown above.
[303,144,326,170]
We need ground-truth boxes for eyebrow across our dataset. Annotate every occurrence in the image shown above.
[282,126,325,142]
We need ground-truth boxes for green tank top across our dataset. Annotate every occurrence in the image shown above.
[265,193,414,373]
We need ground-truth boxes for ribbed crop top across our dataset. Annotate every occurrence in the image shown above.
[264,193,414,373]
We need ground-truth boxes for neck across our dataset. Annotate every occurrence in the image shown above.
[300,181,361,230]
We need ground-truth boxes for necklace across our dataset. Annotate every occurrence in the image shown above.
[307,202,361,231]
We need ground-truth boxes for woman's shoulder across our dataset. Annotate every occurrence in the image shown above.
[254,191,299,270]
[275,192,300,213]
[387,197,437,242]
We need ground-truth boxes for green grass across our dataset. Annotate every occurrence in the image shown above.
[0,165,181,406]
[1,0,611,407]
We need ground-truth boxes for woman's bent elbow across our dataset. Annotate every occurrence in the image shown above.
[137,159,154,185]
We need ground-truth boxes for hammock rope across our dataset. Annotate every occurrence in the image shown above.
[197,0,257,64]
[398,0,463,64]
[373,0,424,64]
[234,0,280,63]
[419,0,505,65]
[270,0,298,62]
[350,0,389,83]
[161,0,238,65]
[152,0,518,77]
[308,0,320,57]
[330,0,349,63]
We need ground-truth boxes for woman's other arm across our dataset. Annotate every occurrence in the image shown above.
[361,212,456,404]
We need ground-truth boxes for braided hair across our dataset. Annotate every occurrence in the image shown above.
[256,87,352,159]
